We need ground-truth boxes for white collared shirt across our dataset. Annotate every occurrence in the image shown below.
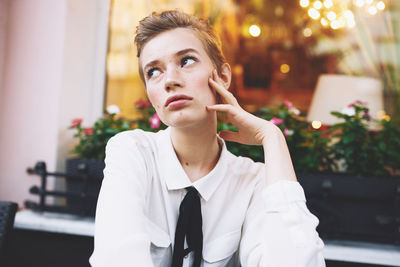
[89,128,326,267]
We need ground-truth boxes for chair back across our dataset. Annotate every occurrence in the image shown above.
[0,202,18,262]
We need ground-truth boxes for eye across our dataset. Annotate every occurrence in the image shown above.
[181,56,196,67]
[147,68,161,79]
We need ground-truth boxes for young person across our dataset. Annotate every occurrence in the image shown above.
[90,10,326,267]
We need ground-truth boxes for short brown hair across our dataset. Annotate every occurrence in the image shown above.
[134,10,226,82]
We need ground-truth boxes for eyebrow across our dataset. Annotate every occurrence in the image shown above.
[143,48,200,71]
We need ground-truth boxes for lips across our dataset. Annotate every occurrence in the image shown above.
[165,94,193,107]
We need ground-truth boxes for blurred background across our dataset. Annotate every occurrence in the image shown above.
[106,0,398,115]
[0,0,399,266]
[1,0,399,206]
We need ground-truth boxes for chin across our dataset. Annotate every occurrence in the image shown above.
[164,109,215,129]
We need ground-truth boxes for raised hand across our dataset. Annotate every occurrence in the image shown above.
[206,69,280,146]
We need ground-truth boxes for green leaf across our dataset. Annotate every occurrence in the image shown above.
[342,132,355,144]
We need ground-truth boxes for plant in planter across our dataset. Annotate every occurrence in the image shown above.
[218,101,306,162]
[223,100,400,244]
[69,105,133,160]
[295,124,336,173]
[66,101,166,216]
[220,100,336,173]
[330,101,387,176]
[69,102,166,160]
[298,101,400,244]
[64,98,400,242]
[324,100,400,176]
[377,117,400,177]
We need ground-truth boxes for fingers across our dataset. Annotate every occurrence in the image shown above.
[209,70,238,106]
[206,104,233,113]
[212,69,224,86]
[208,78,228,98]
[212,70,223,104]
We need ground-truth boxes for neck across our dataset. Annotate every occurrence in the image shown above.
[170,121,221,182]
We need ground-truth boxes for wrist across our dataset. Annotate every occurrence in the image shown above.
[261,123,285,146]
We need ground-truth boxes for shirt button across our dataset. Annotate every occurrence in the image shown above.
[184,255,188,259]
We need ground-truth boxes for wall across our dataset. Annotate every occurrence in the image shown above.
[0,0,110,206]
[0,0,66,204]
[0,0,8,98]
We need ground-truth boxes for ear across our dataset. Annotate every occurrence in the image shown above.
[219,63,232,89]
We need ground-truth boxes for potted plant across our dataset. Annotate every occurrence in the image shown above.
[219,100,336,173]
[303,101,400,244]
[224,100,400,244]
[66,101,166,216]
[219,100,400,244]
[67,98,400,244]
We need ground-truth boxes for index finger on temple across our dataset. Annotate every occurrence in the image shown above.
[208,77,234,104]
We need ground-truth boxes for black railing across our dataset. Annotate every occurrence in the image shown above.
[25,160,103,217]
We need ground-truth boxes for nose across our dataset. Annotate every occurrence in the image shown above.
[164,66,183,91]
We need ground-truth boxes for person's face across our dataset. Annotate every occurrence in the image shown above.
[140,28,217,128]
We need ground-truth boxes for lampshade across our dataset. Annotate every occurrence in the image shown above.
[307,74,384,125]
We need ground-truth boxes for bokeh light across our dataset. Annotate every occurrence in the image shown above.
[311,120,322,129]
[300,0,386,30]
[280,64,290,73]
[303,27,313,37]
[249,25,261,37]
[300,0,310,8]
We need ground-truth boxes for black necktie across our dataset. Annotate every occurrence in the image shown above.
[171,186,203,267]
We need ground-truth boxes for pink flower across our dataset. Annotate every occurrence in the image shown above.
[284,100,293,109]
[348,100,367,108]
[84,128,94,136]
[270,117,284,125]
[364,109,371,120]
[134,98,151,108]
[149,113,161,129]
[71,118,83,128]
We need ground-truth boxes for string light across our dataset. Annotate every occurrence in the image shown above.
[324,0,333,8]
[303,27,313,37]
[376,1,385,10]
[314,1,323,9]
[280,64,290,73]
[327,11,337,21]
[368,5,378,15]
[343,10,354,19]
[311,121,322,129]
[308,8,321,19]
[320,17,329,26]
[300,0,310,8]
[300,0,386,30]
[355,0,365,7]
[331,20,340,29]
[347,19,356,27]
[249,25,261,37]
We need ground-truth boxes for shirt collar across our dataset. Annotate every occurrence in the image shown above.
[156,127,228,202]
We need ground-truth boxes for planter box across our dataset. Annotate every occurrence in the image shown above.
[64,161,400,243]
[65,158,105,217]
[298,173,400,245]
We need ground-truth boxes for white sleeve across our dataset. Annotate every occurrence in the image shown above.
[239,179,326,267]
[89,133,154,267]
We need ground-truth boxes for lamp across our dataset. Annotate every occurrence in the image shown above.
[307,74,384,125]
